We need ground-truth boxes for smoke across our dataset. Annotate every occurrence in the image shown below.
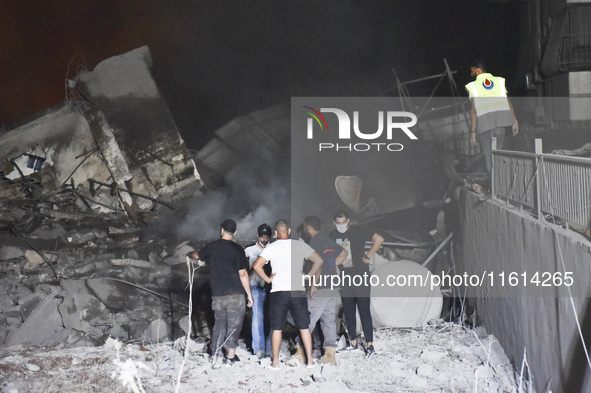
[165,146,290,244]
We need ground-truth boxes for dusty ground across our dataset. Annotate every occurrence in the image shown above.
[0,321,519,393]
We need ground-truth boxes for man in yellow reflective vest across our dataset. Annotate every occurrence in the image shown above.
[465,60,519,175]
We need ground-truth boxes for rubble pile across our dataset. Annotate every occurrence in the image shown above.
[0,201,205,349]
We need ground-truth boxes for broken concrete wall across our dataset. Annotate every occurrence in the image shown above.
[455,188,591,393]
[0,46,201,214]
[79,45,201,202]
[0,106,110,199]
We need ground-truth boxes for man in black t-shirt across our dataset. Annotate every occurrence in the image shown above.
[329,210,384,357]
[188,219,253,367]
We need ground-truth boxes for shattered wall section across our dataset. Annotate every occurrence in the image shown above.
[78,45,201,204]
[0,105,110,201]
[0,45,201,214]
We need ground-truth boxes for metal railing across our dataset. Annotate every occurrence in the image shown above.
[492,139,591,230]
[559,4,591,72]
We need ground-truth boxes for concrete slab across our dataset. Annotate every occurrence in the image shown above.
[5,289,65,346]
[86,277,140,312]
[0,246,24,260]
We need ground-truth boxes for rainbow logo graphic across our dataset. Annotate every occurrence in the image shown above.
[482,78,495,90]
[302,106,328,130]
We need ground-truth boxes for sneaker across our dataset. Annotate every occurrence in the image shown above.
[312,349,321,360]
[265,363,281,371]
[305,361,317,369]
[255,350,266,359]
[224,355,240,367]
[340,343,359,352]
[365,344,375,358]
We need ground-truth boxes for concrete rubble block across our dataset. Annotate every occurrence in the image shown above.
[39,208,88,221]
[23,250,55,270]
[0,261,18,276]
[0,327,8,345]
[92,229,108,240]
[108,226,141,235]
[147,252,159,264]
[123,266,149,285]
[106,320,130,340]
[5,281,33,303]
[143,318,171,343]
[21,272,60,287]
[419,346,448,362]
[173,336,206,353]
[109,258,152,269]
[59,279,111,335]
[76,190,123,214]
[17,292,45,319]
[127,175,158,211]
[0,245,25,260]
[72,262,96,277]
[416,363,439,378]
[86,277,142,312]
[5,289,66,347]
[6,317,22,326]
[29,223,67,239]
[164,243,194,266]
[149,264,171,281]
[79,46,159,100]
[3,305,22,318]
[63,328,104,348]
[66,230,96,245]
[115,236,140,248]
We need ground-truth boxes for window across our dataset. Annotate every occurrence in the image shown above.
[26,155,45,171]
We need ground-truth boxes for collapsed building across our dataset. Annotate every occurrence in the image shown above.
[0,46,204,347]
[0,45,201,217]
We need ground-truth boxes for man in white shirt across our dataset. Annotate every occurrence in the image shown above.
[253,219,323,370]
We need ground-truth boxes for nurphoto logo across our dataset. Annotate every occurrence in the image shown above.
[303,106,418,152]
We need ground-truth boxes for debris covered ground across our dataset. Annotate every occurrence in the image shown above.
[0,322,519,393]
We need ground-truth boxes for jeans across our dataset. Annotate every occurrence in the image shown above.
[477,127,505,173]
[211,294,245,354]
[251,286,270,353]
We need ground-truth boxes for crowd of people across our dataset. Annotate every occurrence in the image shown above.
[187,211,384,370]
[182,60,517,371]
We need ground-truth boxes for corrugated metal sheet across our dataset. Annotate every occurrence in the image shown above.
[194,104,290,187]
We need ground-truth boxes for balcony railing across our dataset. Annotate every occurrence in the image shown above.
[492,139,591,230]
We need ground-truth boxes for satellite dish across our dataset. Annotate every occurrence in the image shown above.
[335,175,378,215]
[370,260,443,328]
[335,175,362,213]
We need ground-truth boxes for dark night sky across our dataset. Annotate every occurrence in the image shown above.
[0,0,520,149]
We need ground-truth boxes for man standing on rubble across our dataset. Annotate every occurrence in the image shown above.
[465,60,519,177]
[244,223,273,359]
[330,210,384,357]
[303,215,348,364]
[187,219,253,367]
[253,219,324,370]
